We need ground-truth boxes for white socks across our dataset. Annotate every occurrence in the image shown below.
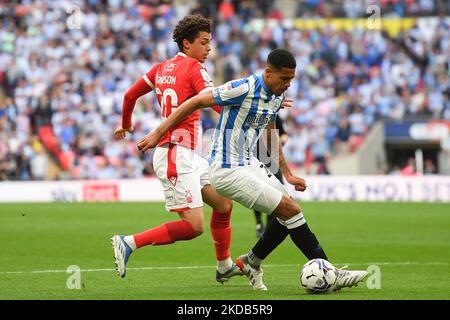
[124,235,137,250]
[217,257,233,274]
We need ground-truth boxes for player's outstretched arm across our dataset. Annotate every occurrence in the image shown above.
[137,91,215,152]
[115,77,153,140]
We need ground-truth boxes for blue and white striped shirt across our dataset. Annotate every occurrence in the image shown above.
[208,74,284,168]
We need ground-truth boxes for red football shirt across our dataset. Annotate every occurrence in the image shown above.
[144,52,214,149]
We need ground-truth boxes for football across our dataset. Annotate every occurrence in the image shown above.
[300,258,337,293]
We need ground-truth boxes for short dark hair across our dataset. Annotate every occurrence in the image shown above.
[267,48,297,70]
[173,15,211,52]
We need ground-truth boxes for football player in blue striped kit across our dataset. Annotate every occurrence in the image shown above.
[138,48,367,291]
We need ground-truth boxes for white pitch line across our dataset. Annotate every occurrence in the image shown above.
[0,262,448,275]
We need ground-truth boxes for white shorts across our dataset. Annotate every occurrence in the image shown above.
[210,161,289,214]
[153,144,210,212]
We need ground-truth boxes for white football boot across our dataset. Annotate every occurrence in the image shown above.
[111,235,133,278]
[236,255,267,291]
[332,266,368,291]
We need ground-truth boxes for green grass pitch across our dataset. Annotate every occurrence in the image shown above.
[0,201,449,300]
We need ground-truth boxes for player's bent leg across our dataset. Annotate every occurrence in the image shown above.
[201,185,243,283]
[111,208,202,278]
[271,195,302,221]
[272,195,328,260]
[132,211,200,248]
[271,196,365,291]
[210,166,286,289]
[128,215,201,246]
[238,193,327,286]
[234,191,289,290]
[202,184,233,214]
[178,206,205,236]
[112,146,207,278]
[250,216,289,262]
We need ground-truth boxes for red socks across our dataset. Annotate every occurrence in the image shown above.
[210,209,232,261]
[133,220,196,248]
[132,209,232,257]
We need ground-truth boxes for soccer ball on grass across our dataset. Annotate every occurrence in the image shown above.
[300,258,337,294]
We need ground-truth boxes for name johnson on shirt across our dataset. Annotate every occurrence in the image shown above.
[156,75,177,85]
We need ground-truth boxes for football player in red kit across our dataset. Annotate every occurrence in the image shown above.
[111,15,241,283]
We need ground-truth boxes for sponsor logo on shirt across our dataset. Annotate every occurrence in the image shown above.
[163,62,176,72]
[245,113,277,127]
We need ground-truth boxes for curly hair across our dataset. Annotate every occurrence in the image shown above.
[173,15,211,52]
[267,48,297,69]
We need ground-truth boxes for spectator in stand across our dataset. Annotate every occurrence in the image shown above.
[388,165,402,175]
[424,159,437,174]
[30,144,49,180]
[401,157,418,176]
[336,118,351,143]
[316,157,330,175]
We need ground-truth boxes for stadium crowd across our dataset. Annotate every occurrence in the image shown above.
[296,0,448,19]
[0,0,449,180]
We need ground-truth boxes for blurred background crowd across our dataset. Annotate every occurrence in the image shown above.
[0,0,449,180]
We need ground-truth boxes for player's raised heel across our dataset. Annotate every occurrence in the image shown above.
[216,263,244,283]
[236,255,267,291]
[111,235,133,278]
